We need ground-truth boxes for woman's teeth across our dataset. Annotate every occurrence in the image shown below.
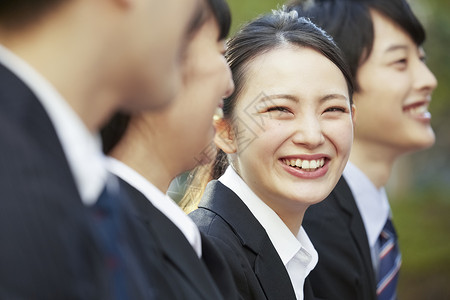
[282,158,325,171]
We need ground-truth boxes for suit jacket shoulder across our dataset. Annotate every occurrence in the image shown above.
[120,179,237,300]
[303,176,377,300]
[0,63,109,299]
[190,180,299,300]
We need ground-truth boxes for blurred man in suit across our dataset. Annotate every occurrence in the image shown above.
[289,0,437,299]
[0,0,204,298]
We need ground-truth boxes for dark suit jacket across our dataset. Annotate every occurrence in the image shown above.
[302,176,377,300]
[0,63,110,299]
[120,179,238,300]
[189,180,318,300]
[0,63,174,299]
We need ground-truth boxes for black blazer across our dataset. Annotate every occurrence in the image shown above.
[0,63,174,299]
[302,176,377,300]
[189,180,318,300]
[120,179,238,300]
[0,63,110,299]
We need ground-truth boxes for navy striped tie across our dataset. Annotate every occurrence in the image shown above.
[377,218,402,300]
[91,185,128,299]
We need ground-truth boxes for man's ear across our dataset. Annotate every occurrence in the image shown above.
[214,118,237,154]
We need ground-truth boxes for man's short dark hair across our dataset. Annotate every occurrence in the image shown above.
[288,0,425,89]
[0,0,68,29]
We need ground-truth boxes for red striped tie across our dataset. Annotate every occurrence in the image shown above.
[377,218,401,300]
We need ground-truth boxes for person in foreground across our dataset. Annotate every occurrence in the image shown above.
[288,0,438,299]
[0,0,204,298]
[101,0,237,299]
[185,8,355,300]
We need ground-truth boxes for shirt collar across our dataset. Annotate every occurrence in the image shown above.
[0,44,106,206]
[343,162,390,247]
[219,166,318,269]
[107,157,202,257]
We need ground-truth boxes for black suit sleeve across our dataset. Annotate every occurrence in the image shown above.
[190,209,266,300]
[303,181,377,300]
[0,65,109,299]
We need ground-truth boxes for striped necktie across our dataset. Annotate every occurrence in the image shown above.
[377,218,402,300]
[91,184,128,299]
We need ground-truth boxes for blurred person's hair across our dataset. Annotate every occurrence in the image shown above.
[0,0,71,29]
[287,0,426,90]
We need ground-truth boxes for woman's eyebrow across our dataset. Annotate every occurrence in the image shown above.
[261,93,348,103]
[319,94,348,103]
[261,94,299,103]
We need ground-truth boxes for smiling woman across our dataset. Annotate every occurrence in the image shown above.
[219,46,354,220]
[184,8,355,300]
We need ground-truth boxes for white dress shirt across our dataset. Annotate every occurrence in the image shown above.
[219,166,318,300]
[0,44,107,206]
[343,161,391,275]
[107,157,202,257]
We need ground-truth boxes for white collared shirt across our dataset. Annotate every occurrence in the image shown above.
[343,161,391,274]
[0,44,107,206]
[107,157,202,258]
[219,166,318,300]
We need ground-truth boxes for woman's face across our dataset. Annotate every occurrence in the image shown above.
[145,16,234,174]
[218,46,354,218]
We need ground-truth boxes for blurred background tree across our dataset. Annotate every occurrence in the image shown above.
[224,0,450,298]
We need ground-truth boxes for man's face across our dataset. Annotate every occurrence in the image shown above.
[353,10,437,157]
[119,0,205,111]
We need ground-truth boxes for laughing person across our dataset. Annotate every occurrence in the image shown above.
[187,9,355,300]
[288,0,438,299]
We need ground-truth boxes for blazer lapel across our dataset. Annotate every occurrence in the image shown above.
[333,177,377,291]
[120,180,222,300]
[200,181,297,300]
[254,238,297,300]
[303,277,319,300]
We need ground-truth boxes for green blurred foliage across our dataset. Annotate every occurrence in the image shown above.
[224,0,450,299]
[392,189,450,299]
[227,0,284,33]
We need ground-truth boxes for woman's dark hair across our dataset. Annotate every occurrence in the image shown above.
[101,0,232,155]
[180,8,354,212]
[287,0,426,90]
[208,0,232,40]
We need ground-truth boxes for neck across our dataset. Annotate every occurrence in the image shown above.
[259,192,307,236]
[110,118,177,193]
[279,211,304,237]
[349,139,398,188]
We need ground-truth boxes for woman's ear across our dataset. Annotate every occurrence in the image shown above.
[214,118,237,154]
[351,104,357,125]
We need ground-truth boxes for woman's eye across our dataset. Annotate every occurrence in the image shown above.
[266,106,291,113]
[325,107,346,113]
